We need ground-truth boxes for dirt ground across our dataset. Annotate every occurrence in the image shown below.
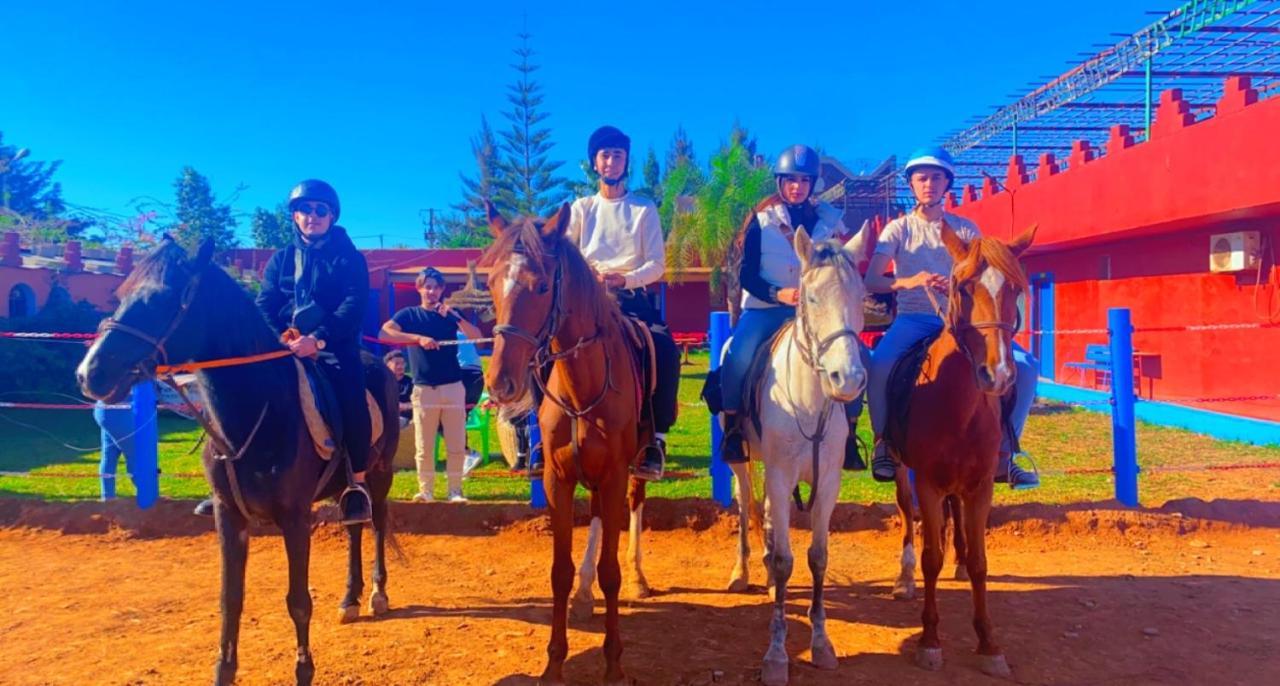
[2,497,1279,686]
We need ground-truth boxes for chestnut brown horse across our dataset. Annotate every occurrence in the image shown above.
[482,202,647,686]
[894,222,1035,678]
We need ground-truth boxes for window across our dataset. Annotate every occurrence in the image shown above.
[7,283,36,318]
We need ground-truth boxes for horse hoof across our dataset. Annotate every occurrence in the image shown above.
[570,593,594,623]
[811,642,838,670]
[368,592,389,616]
[761,657,789,686]
[954,565,970,581]
[295,660,315,686]
[892,581,916,601]
[626,580,651,600]
[915,647,943,671]
[213,660,237,686]
[338,604,359,624]
[727,577,749,593]
[980,654,1011,678]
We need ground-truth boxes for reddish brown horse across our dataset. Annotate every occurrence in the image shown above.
[482,202,647,686]
[896,222,1035,678]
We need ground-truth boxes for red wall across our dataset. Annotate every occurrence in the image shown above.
[947,77,1280,422]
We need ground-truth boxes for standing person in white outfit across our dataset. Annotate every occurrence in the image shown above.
[381,267,486,502]
[566,125,680,481]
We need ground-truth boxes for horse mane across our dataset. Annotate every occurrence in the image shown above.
[964,237,1029,293]
[117,241,190,300]
[481,217,618,326]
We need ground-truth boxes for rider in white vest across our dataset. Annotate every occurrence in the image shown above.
[718,145,869,470]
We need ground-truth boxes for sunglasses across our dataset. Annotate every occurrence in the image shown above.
[295,202,331,218]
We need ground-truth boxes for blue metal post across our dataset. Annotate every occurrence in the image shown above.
[709,311,733,507]
[1108,307,1139,507]
[528,412,547,509]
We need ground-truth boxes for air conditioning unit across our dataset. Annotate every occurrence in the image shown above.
[1209,231,1261,273]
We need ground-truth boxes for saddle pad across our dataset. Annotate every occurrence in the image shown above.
[618,313,658,397]
[883,333,941,460]
[294,359,384,461]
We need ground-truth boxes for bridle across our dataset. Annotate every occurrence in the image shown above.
[783,247,864,512]
[98,268,204,374]
[924,264,1023,393]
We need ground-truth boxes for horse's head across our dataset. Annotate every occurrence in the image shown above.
[481,201,573,407]
[940,221,1037,395]
[76,238,215,403]
[792,221,875,402]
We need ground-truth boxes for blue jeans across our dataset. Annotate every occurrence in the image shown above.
[94,403,135,500]
[721,306,794,414]
[868,313,1037,454]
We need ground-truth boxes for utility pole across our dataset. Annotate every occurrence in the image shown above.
[419,208,439,247]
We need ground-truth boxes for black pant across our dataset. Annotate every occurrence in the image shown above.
[617,288,680,434]
[319,347,371,474]
[461,366,484,408]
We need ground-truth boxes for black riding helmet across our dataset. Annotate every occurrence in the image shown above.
[773,145,821,205]
[288,179,341,221]
[587,125,631,186]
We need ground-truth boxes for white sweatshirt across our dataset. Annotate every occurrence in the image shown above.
[567,192,666,290]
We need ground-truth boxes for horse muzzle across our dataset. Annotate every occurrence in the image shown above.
[825,365,867,404]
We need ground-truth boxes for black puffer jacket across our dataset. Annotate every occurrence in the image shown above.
[256,226,369,351]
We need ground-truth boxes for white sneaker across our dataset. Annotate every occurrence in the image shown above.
[462,450,483,477]
[412,492,434,503]
[448,491,468,503]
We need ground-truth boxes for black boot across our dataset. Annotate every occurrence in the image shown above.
[192,497,214,517]
[720,413,748,464]
[634,436,666,481]
[843,427,867,471]
[871,440,897,483]
[995,452,1041,490]
[340,484,372,525]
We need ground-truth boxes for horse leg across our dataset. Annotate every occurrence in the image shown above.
[964,486,1010,678]
[915,483,946,672]
[806,464,840,671]
[281,516,316,686]
[728,460,751,592]
[892,465,917,600]
[338,521,363,624]
[761,475,794,686]
[571,513,601,623]
[368,486,390,616]
[625,478,651,600]
[212,502,248,686]
[599,477,628,686]
[540,478,575,686]
[950,494,969,581]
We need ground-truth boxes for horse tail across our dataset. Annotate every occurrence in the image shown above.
[384,513,409,566]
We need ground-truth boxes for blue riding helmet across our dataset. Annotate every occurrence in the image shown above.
[903,146,957,188]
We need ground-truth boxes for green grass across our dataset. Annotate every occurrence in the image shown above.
[3,350,1279,506]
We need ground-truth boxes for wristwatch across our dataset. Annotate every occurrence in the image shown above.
[768,286,780,302]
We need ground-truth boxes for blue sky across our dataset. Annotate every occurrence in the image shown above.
[6,0,1158,248]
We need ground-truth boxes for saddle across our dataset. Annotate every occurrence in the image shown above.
[294,358,384,461]
[617,313,660,455]
[882,333,1018,460]
[742,320,797,439]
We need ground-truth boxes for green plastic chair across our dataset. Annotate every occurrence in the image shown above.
[433,391,491,468]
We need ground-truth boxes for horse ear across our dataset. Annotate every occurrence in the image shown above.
[541,202,571,240]
[1008,223,1037,257]
[938,220,969,262]
[485,200,508,237]
[195,238,215,267]
[793,225,814,271]
[843,219,875,271]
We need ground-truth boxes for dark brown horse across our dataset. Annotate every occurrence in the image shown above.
[482,203,646,686]
[76,239,398,686]
[895,222,1035,678]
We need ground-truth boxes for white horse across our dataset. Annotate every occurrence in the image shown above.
[720,224,872,686]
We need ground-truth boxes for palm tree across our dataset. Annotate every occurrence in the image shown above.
[665,141,772,323]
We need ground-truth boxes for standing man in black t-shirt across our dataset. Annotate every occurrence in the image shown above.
[381,267,484,503]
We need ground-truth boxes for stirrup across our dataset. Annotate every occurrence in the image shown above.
[339,484,372,525]
[871,441,897,482]
[1003,451,1040,491]
[633,441,666,481]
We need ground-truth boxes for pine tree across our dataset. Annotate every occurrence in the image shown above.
[663,126,697,177]
[169,166,238,251]
[493,32,568,217]
[637,147,662,203]
[250,203,293,248]
[444,115,502,246]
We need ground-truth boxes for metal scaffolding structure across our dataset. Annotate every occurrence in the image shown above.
[929,0,1280,196]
